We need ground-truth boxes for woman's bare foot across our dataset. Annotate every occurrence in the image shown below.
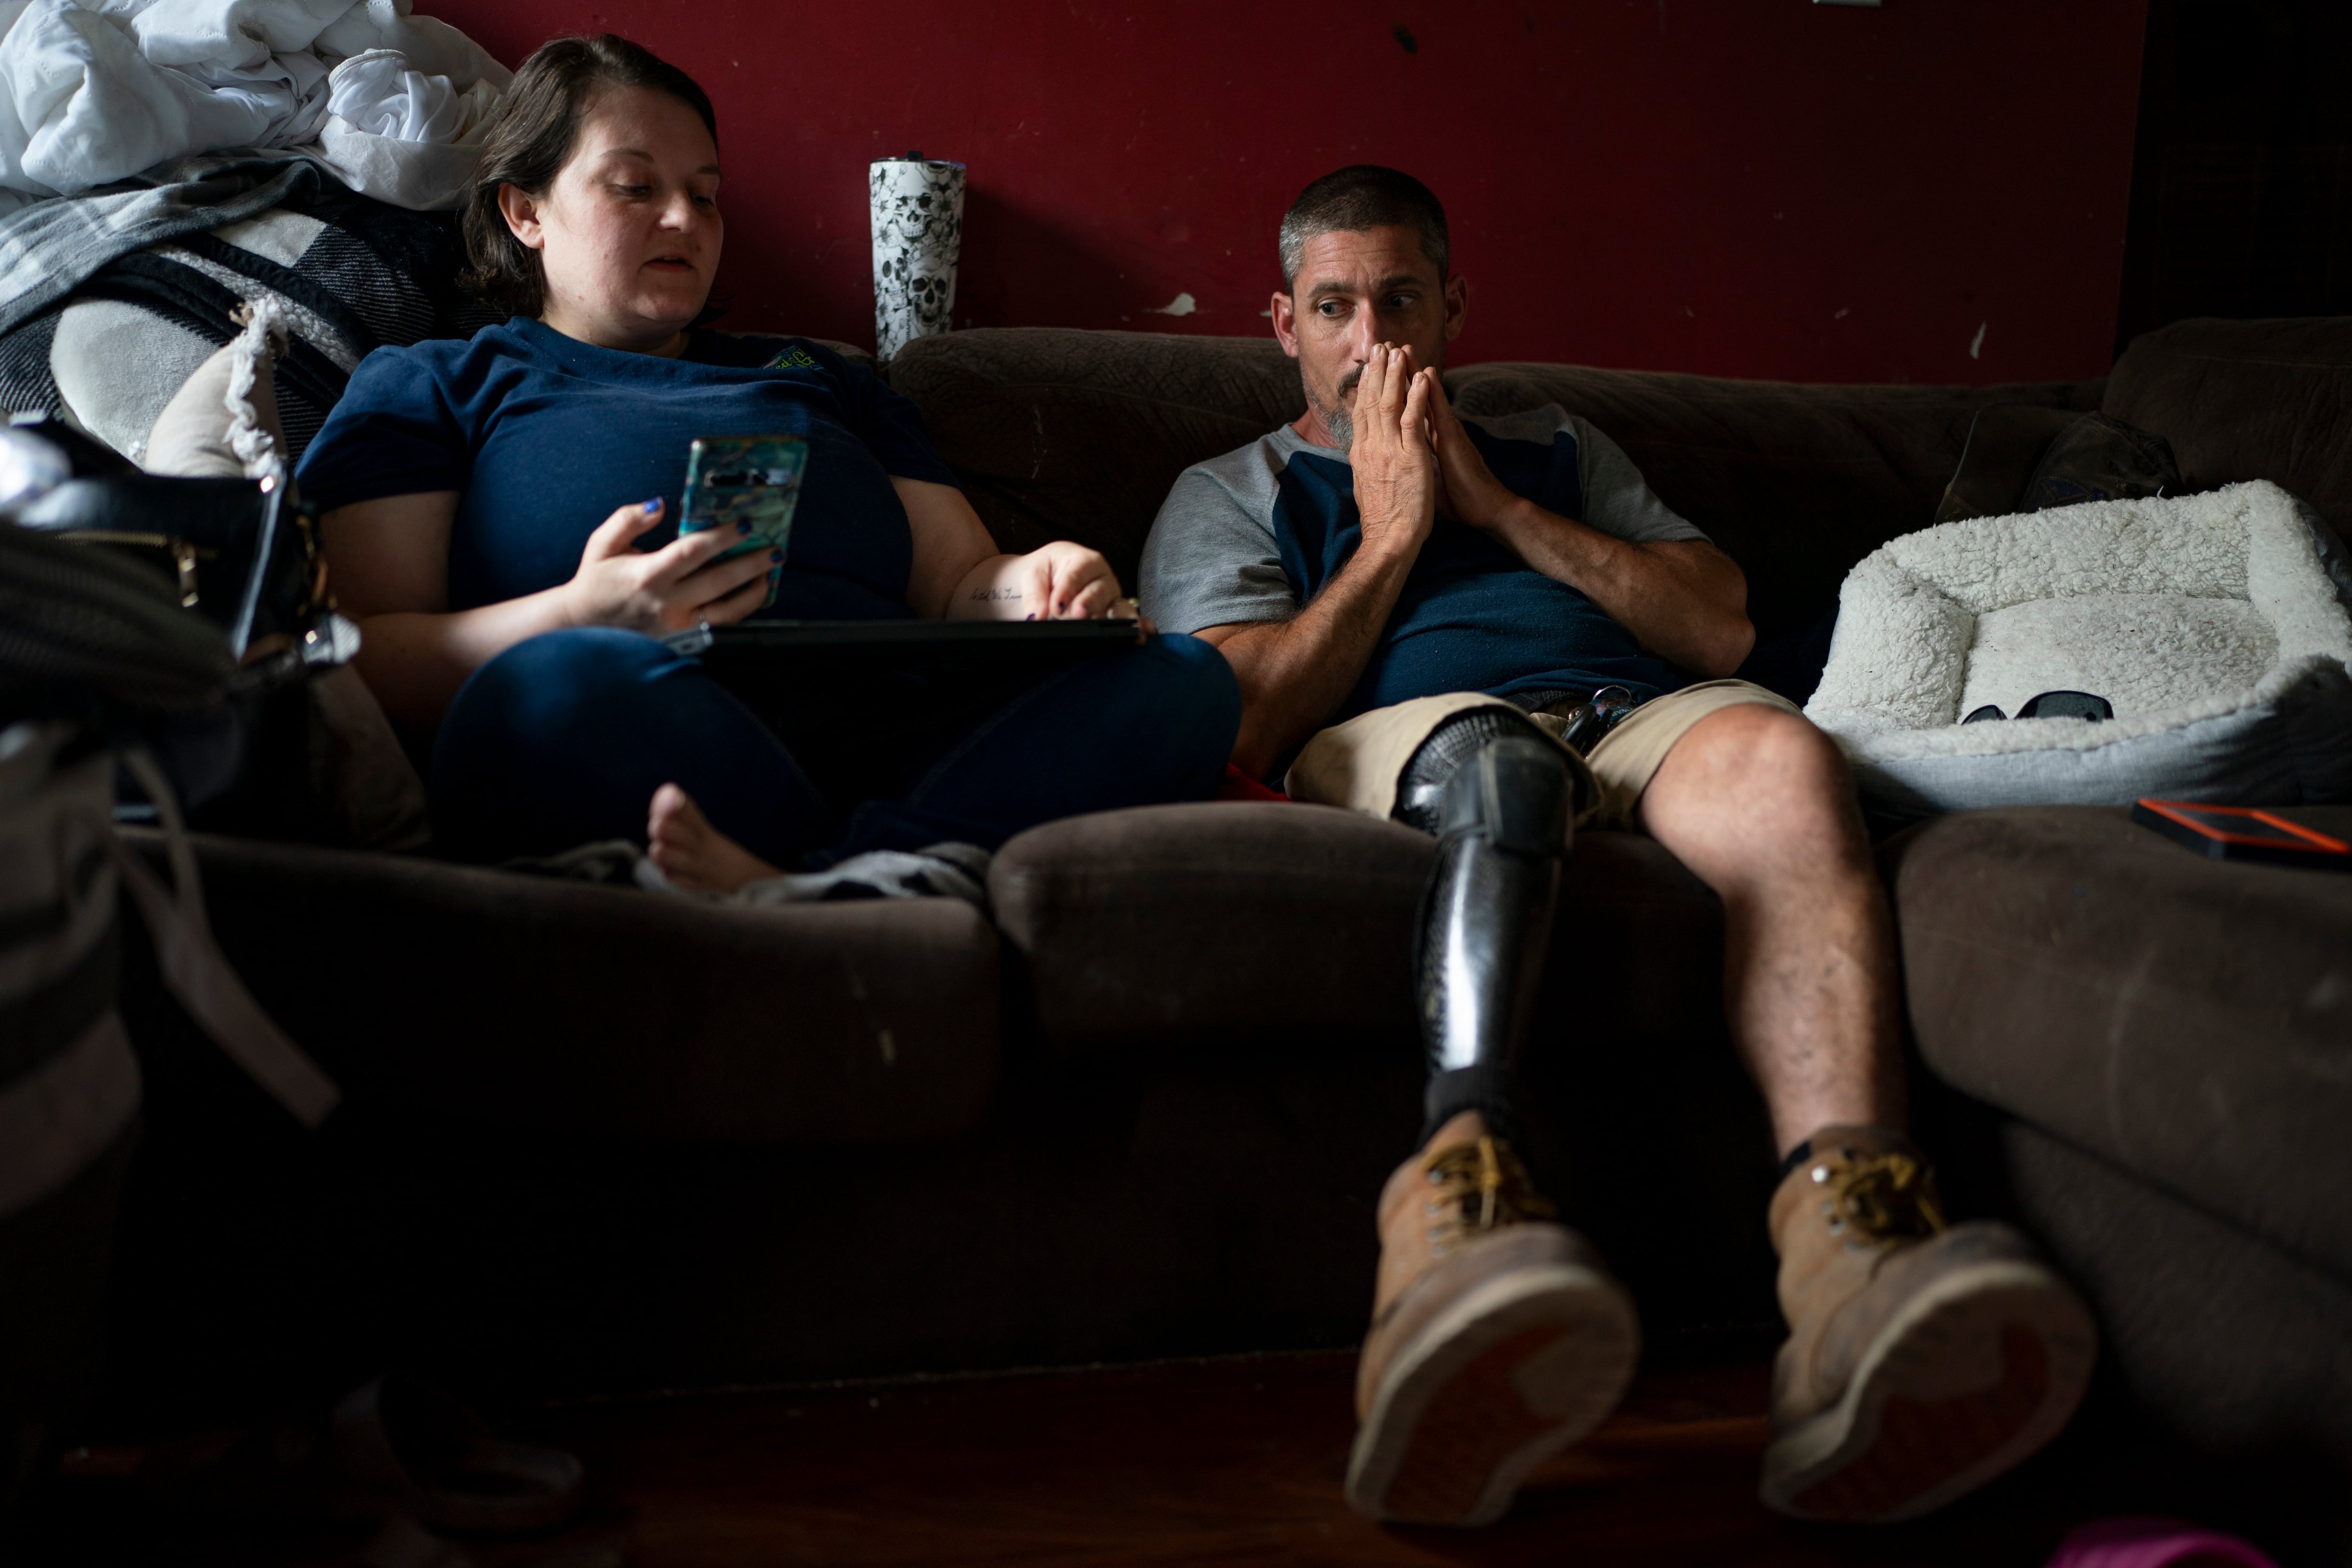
[646,783,780,894]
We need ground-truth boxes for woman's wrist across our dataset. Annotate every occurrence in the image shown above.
[550,571,628,633]
[548,576,589,630]
[944,551,1023,620]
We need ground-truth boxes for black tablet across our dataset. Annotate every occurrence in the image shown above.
[664,617,1143,665]
[661,619,1149,812]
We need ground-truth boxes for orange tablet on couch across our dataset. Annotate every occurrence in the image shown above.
[2131,798,2352,871]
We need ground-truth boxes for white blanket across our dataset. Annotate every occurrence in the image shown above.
[0,0,508,211]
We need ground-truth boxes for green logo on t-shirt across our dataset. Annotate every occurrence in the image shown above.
[762,346,822,371]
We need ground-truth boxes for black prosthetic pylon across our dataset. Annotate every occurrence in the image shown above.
[1394,714,1575,1143]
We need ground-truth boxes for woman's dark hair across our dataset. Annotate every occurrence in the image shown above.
[459,34,719,319]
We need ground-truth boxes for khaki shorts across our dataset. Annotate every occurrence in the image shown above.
[1284,679,1801,832]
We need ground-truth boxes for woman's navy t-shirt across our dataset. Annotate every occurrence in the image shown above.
[294,317,959,621]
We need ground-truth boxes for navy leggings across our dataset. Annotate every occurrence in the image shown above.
[429,627,1242,868]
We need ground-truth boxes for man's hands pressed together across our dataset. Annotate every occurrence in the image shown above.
[1350,338,1522,541]
[1350,342,1444,564]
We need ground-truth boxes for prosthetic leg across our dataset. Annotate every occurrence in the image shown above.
[1346,707,1639,1526]
[1392,708,1575,1142]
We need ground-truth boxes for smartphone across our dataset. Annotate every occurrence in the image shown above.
[678,434,809,609]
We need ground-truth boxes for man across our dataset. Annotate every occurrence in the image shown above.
[1137,166,2098,1528]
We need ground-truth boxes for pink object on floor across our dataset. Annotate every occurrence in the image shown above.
[2046,1518,2279,1568]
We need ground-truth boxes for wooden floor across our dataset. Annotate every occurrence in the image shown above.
[22,1351,2269,1567]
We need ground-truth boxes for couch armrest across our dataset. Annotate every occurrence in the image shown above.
[122,831,1001,1144]
[1883,804,2352,1277]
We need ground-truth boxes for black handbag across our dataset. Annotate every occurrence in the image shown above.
[1,416,388,839]
[12,471,326,663]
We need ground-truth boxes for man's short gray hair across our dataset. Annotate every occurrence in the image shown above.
[1276,165,1449,291]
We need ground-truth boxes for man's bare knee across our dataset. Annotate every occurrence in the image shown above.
[1655,705,1842,804]
[1644,705,1861,860]
[1746,708,1851,801]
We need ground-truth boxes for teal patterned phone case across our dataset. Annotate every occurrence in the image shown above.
[678,434,809,609]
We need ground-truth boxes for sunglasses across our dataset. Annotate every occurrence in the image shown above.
[1961,690,2114,724]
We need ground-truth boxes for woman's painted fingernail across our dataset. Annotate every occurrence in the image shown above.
[1025,613,1036,621]
[769,548,783,562]
[736,520,752,535]
[643,498,662,513]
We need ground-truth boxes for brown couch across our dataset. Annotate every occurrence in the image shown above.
[108,319,2352,1528]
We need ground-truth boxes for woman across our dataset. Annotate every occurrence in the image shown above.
[296,35,1238,891]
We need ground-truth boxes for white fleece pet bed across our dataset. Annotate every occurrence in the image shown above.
[1804,479,2352,815]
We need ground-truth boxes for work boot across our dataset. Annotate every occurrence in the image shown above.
[1344,1111,1640,1527]
[1760,1126,2099,1523]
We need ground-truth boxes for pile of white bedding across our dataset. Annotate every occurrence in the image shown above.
[0,0,509,212]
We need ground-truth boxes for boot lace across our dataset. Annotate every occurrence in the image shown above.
[1823,1151,1947,1243]
[1422,1136,1556,1248]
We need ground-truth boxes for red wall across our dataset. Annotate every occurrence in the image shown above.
[424,0,2147,385]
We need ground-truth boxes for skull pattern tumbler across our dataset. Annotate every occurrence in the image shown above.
[870,153,965,359]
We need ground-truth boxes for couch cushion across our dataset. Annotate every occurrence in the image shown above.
[1881,804,2352,1277]
[989,802,1725,1054]
[2105,317,2352,536]
[1447,364,2104,635]
[127,831,1001,1143]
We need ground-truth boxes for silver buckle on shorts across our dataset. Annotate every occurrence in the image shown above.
[1553,685,1642,754]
